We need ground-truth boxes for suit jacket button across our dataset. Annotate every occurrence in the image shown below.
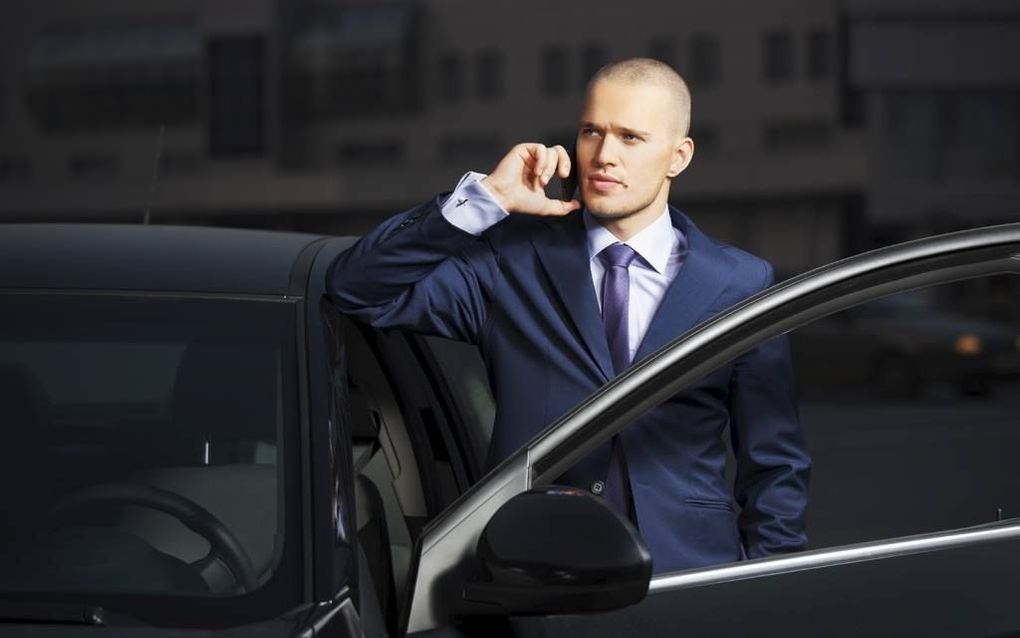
[591,480,605,496]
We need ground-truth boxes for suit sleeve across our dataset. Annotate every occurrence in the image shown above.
[326,194,502,344]
[728,262,811,558]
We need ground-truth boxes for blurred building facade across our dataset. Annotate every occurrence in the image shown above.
[0,0,1017,278]
[845,0,1020,241]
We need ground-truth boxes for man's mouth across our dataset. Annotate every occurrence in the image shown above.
[588,174,623,193]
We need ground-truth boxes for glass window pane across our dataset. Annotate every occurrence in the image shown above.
[0,293,297,612]
[763,29,794,84]
[688,34,720,87]
[476,49,504,100]
[439,52,463,101]
[540,45,569,96]
[791,279,1020,547]
[806,29,831,80]
[579,42,608,91]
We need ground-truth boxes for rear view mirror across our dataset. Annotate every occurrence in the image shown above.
[464,486,651,615]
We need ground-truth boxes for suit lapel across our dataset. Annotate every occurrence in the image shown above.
[633,208,731,364]
[531,214,615,382]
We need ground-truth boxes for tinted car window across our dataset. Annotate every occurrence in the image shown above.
[420,335,495,479]
[792,277,1020,546]
[0,292,299,624]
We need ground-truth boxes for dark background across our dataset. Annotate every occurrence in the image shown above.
[1,0,1018,274]
[1,0,1019,546]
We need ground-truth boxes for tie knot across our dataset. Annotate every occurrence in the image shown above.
[599,243,638,269]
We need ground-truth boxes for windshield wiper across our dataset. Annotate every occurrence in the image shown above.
[0,601,107,626]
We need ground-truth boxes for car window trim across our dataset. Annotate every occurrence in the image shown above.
[0,288,300,302]
[648,518,1020,594]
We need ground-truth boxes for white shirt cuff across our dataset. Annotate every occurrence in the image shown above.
[440,171,509,236]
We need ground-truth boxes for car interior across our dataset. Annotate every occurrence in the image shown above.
[336,312,496,634]
[0,306,293,600]
[114,340,285,592]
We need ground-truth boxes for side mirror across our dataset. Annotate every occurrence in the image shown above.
[463,486,652,615]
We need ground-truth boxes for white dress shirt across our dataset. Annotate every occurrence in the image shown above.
[440,172,686,362]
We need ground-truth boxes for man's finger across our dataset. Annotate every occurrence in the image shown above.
[554,145,572,179]
[530,145,548,189]
[540,146,558,186]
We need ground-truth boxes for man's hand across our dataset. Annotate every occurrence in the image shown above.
[481,143,581,216]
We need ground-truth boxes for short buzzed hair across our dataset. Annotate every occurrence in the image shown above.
[586,57,692,137]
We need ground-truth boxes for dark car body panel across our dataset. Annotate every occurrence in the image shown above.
[0,224,327,296]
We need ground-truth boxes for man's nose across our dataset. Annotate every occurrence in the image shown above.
[593,137,618,166]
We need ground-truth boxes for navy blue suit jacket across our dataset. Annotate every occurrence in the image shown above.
[327,196,810,573]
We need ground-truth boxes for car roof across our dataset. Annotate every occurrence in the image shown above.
[0,223,349,296]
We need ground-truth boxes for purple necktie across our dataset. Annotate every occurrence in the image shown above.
[598,243,638,518]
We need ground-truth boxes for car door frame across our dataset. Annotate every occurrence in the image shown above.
[401,223,1020,635]
[298,236,371,636]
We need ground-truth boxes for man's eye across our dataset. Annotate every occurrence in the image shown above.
[581,128,600,137]
[622,133,640,142]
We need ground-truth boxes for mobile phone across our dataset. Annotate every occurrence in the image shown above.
[560,143,579,203]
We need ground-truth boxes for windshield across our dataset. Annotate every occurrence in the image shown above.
[0,292,299,626]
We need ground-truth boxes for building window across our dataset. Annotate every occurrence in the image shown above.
[883,91,1020,180]
[439,53,464,101]
[284,4,421,122]
[23,22,200,133]
[762,119,831,151]
[440,133,503,165]
[763,30,795,84]
[951,92,1019,179]
[884,92,938,179]
[648,37,679,72]
[688,34,720,88]
[476,50,504,100]
[579,42,608,91]
[806,29,831,81]
[540,46,569,96]
[208,36,265,156]
[336,140,404,165]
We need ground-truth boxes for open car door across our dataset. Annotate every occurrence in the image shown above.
[402,223,1020,637]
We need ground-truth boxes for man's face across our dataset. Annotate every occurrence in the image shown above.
[576,79,681,221]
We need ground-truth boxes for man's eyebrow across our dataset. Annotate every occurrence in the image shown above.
[579,121,651,137]
[617,126,651,137]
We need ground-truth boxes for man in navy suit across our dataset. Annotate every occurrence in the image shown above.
[328,58,810,573]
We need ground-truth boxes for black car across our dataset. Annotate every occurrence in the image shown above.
[1,222,1019,637]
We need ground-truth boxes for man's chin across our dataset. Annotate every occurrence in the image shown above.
[584,201,632,220]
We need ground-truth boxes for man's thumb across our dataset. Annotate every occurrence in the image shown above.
[539,198,581,216]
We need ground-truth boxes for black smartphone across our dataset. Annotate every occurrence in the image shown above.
[559,143,579,203]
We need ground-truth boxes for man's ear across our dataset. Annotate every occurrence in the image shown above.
[667,137,694,178]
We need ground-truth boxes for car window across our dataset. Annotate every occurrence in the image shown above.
[419,335,495,481]
[0,292,300,625]
[793,275,1020,547]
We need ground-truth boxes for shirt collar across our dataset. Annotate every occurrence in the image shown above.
[583,205,675,275]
